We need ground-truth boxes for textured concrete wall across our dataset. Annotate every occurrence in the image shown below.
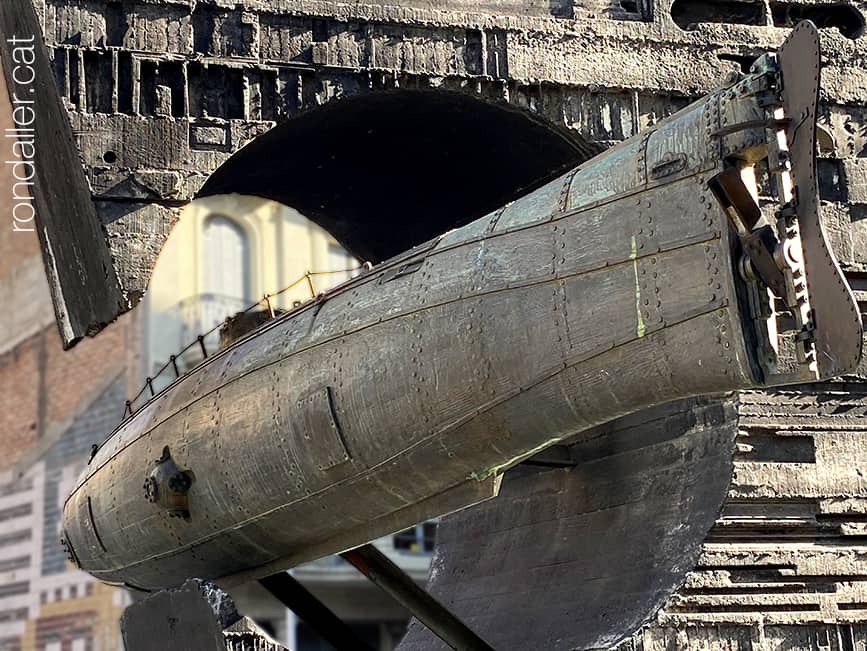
[615,384,867,649]
[21,0,867,648]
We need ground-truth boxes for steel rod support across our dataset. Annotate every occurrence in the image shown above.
[259,572,374,651]
[341,544,494,651]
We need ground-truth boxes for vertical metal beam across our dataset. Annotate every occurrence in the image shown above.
[0,0,126,346]
[341,544,494,651]
[259,572,374,651]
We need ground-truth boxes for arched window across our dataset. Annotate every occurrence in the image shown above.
[203,215,250,304]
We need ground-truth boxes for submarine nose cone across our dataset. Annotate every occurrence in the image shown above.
[60,503,80,570]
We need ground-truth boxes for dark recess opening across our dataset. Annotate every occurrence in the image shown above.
[104,2,128,47]
[198,90,597,264]
[83,51,113,114]
[671,0,764,29]
[192,4,216,55]
[716,52,759,74]
[673,0,865,38]
[770,2,864,39]
[312,18,329,42]
[117,51,134,114]
[68,49,80,108]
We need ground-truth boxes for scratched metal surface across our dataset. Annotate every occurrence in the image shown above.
[398,395,740,651]
[61,47,858,593]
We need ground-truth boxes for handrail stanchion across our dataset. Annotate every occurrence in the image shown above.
[305,271,316,297]
[117,264,368,426]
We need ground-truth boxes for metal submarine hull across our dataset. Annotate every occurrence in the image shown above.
[62,23,861,594]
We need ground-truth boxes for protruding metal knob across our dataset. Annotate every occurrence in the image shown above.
[144,446,194,520]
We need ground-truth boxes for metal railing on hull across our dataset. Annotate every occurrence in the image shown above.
[120,265,370,426]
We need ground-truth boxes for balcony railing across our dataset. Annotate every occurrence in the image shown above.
[178,292,249,356]
[123,266,369,424]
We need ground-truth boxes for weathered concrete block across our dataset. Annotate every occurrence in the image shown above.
[819,200,855,266]
[121,580,289,651]
[193,5,259,58]
[126,3,193,54]
[121,578,239,651]
[259,14,313,62]
[96,201,181,303]
[71,114,189,170]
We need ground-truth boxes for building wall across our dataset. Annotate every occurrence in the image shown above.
[0,333,131,651]
[0,113,139,650]
[144,195,357,385]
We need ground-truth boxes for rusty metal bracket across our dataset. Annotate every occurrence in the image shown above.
[740,227,787,298]
[709,23,862,384]
[709,168,762,233]
[708,169,790,299]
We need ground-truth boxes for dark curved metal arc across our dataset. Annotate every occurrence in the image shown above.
[197,89,598,264]
[398,395,740,651]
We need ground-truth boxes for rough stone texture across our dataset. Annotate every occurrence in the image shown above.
[121,578,286,651]
[15,0,867,648]
[120,578,232,650]
[613,383,867,649]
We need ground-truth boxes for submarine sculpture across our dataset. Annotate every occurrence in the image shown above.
[62,22,861,645]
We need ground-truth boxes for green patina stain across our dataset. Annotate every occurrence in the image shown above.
[631,236,646,338]
[468,240,649,483]
[469,437,562,481]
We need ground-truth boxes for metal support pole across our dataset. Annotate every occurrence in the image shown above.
[341,544,494,651]
[259,572,374,651]
[305,271,316,297]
